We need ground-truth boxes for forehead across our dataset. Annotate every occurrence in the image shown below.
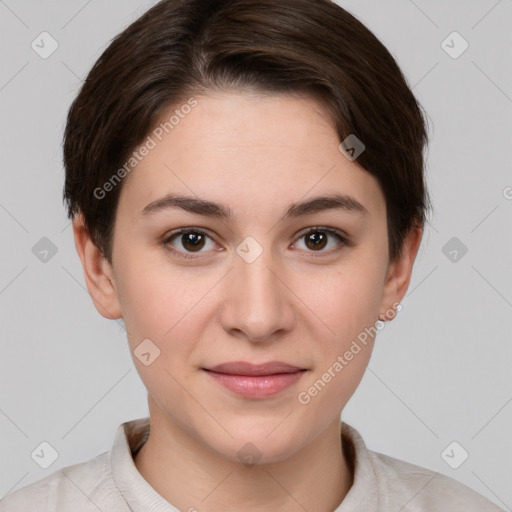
[117,91,386,222]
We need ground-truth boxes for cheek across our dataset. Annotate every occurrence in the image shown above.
[114,246,174,326]
[304,259,385,342]
[118,275,169,341]
[295,268,380,414]
[115,254,217,364]
[292,250,384,408]
[116,265,203,410]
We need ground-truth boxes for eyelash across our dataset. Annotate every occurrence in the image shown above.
[162,226,349,260]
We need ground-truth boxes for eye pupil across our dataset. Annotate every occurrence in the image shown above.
[306,232,328,250]
[183,232,205,251]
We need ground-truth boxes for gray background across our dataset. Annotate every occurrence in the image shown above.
[0,0,511,509]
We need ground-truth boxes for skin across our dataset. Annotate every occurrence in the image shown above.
[73,90,422,511]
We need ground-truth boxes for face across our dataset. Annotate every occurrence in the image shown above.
[75,90,420,464]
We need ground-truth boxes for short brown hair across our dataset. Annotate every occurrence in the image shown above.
[63,0,431,265]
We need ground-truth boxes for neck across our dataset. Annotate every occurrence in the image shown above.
[133,406,353,512]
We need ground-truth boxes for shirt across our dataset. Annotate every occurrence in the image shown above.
[0,417,504,511]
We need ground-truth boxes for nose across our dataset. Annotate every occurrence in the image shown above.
[219,246,295,343]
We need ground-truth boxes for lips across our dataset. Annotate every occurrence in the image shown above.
[202,361,307,398]
[204,361,305,376]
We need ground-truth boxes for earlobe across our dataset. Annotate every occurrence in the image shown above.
[72,214,123,320]
[379,225,423,322]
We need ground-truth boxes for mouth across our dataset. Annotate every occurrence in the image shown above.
[202,361,307,399]
[204,361,306,376]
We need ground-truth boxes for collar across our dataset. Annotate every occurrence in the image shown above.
[111,417,378,511]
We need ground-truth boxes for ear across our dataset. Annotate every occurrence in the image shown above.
[379,225,423,321]
[72,214,123,320]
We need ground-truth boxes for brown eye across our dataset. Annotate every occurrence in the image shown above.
[304,231,328,251]
[163,229,217,259]
[179,232,206,252]
[293,228,347,255]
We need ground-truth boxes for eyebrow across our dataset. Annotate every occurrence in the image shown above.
[140,193,369,221]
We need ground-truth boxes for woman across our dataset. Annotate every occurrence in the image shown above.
[0,0,503,510]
